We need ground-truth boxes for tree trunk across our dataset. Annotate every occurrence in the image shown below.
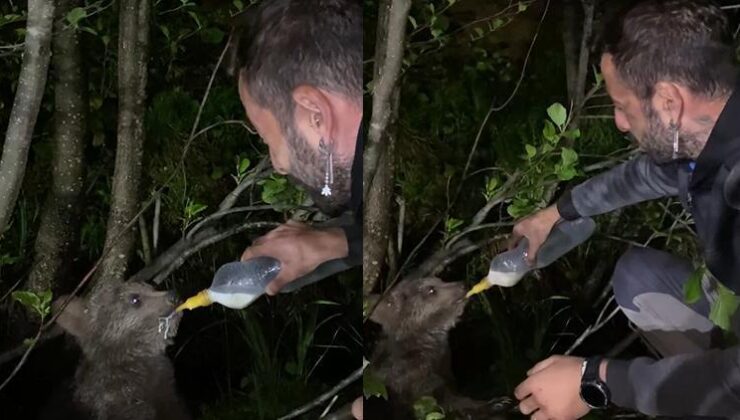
[27,0,88,294]
[562,0,579,107]
[96,0,150,285]
[363,0,410,295]
[0,0,54,238]
[562,0,596,133]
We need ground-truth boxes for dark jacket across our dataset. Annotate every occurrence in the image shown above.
[556,82,740,418]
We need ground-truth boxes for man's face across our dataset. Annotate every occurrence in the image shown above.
[238,77,352,215]
[601,54,695,163]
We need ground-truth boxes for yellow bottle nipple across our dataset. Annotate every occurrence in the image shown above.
[465,276,493,298]
[175,290,213,312]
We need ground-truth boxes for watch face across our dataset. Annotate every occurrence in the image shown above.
[581,382,609,408]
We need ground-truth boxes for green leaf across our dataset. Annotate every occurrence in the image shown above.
[492,18,504,30]
[483,176,500,200]
[160,26,170,40]
[23,338,35,347]
[563,128,581,140]
[201,28,224,44]
[238,157,251,175]
[561,147,578,166]
[233,0,244,11]
[547,103,567,128]
[185,202,207,219]
[12,291,40,311]
[188,11,202,29]
[210,167,224,180]
[525,144,537,159]
[542,120,557,143]
[555,164,577,181]
[709,282,740,331]
[408,15,418,29]
[518,2,528,12]
[39,290,52,312]
[284,360,299,376]
[66,7,86,28]
[426,413,446,420]
[683,265,705,304]
[414,396,443,420]
[363,368,388,399]
[444,217,463,234]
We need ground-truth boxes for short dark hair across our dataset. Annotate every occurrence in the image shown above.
[227,0,362,129]
[603,0,737,100]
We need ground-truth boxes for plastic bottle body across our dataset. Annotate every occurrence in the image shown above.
[487,217,596,287]
[176,257,282,312]
[209,256,281,309]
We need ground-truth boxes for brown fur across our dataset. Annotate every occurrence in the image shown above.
[369,277,489,417]
[48,281,190,420]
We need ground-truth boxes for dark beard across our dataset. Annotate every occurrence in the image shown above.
[282,123,352,217]
[287,174,350,217]
[638,102,701,164]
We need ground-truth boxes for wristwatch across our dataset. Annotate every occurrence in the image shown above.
[580,356,610,409]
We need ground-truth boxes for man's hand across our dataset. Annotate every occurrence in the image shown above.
[351,396,362,419]
[241,220,348,295]
[508,205,561,264]
[515,355,606,420]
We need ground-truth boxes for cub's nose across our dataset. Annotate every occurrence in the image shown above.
[167,290,178,304]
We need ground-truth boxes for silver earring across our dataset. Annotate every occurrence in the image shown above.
[670,121,679,160]
[319,138,333,197]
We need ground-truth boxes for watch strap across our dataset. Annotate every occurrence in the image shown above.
[583,356,602,382]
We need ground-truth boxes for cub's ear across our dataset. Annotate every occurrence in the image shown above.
[366,293,394,327]
[53,295,91,340]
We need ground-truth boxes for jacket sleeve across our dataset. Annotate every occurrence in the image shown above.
[606,346,740,417]
[557,154,680,220]
[340,213,362,267]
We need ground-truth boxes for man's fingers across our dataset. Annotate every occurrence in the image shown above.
[514,378,531,401]
[241,246,257,262]
[531,409,552,420]
[507,231,523,251]
[525,240,540,265]
[351,397,363,420]
[265,272,290,296]
[518,396,539,415]
[527,356,559,376]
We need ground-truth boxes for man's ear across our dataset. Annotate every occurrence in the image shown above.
[652,81,685,126]
[292,85,333,141]
[53,295,90,340]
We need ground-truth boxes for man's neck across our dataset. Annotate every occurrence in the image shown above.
[686,94,731,158]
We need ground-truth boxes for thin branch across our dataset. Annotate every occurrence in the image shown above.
[564,297,620,355]
[217,156,271,211]
[153,193,161,252]
[152,221,280,284]
[277,360,367,420]
[186,205,276,240]
[489,0,550,113]
[0,327,63,366]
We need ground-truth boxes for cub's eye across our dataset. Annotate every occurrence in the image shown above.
[427,287,436,295]
[129,294,141,307]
